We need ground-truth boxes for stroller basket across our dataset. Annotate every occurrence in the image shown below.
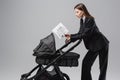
[35,51,80,67]
[20,33,81,80]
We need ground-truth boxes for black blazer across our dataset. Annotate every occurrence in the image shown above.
[71,17,109,51]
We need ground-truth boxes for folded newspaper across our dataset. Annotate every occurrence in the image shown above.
[52,22,69,39]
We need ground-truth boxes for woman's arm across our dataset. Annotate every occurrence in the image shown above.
[70,18,95,42]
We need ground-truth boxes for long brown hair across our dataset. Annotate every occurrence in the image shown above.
[74,3,94,18]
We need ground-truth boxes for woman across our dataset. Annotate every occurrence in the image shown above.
[65,3,109,80]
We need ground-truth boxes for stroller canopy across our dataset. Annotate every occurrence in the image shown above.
[33,33,56,57]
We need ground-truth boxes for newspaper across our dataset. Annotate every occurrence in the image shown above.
[52,22,69,39]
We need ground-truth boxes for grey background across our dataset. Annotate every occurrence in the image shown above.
[0,0,120,80]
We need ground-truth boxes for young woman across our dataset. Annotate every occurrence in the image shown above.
[65,3,109,80]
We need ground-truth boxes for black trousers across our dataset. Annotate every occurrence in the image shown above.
[81,45,109,80]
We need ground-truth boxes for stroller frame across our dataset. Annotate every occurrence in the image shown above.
[20,40,81,80]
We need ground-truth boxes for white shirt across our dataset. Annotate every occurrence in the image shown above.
[83,16,86,23]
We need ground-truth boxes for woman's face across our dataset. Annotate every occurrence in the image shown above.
[74,8,84,18]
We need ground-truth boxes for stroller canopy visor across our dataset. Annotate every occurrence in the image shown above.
[33,33,56,56]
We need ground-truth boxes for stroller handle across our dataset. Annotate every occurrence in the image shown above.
[59,39,81,51]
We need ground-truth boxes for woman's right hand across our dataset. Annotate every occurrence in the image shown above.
[65,34,71,43]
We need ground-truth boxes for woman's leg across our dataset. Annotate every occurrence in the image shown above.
[81,50,98,80]
[98,45,109,80]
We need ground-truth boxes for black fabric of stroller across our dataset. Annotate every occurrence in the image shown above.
[33,33,80,67]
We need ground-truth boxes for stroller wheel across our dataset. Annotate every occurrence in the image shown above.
[62,73,70,80]
[52,73,70,80]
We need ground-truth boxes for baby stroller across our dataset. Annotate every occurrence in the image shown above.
[20,33,81,80]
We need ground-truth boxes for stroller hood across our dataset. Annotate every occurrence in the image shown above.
[33,33,56,57]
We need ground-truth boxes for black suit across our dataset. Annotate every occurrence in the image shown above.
[71,17,109,51]
[70,17,109,80]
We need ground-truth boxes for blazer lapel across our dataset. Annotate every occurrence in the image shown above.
[84,17,89,25]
